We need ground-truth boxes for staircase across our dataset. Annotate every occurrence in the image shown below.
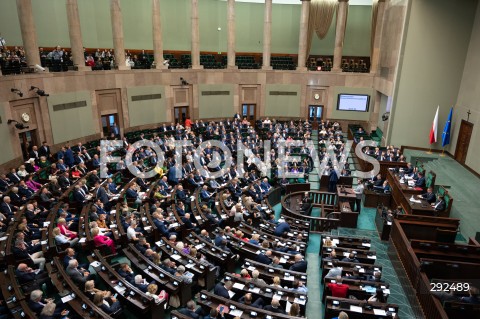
[308,130,320,190]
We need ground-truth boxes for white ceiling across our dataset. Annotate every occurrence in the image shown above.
[220,0,373,5]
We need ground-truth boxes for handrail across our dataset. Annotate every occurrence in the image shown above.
[281,190,340,233]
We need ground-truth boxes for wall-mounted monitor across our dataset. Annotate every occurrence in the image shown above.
[337,94,370,112]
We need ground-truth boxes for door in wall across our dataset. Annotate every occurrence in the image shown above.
[19,130,39,160]
[242,104,256,125]
[101,114,119,138]
[454,119,473,164]
[308,105,323,130]
[174,106,189,125]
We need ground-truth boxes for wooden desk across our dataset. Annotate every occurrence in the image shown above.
[374,207,392,241]
[386,170,422,210]
[364,189,391,208]
[402,192,437,216]
[324,296,400,319]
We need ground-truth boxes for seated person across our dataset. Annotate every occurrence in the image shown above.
[432,195,446,211]
[327,276,349,298]
[93,292,122,314]
[238,292,264,309]
[178,300,204,319]
[341,252,359,263]
[263,297,286,314]
[414,172,426,188]
[289,254,308,272]
[418,187,436,204]
[29,290,67,317]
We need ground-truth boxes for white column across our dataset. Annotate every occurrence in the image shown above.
[333,0,349,71]
[262,0,272,70]
[66,0,89,71]
[227,0,237,69]
[152,0,166,69]
[110,0,129,70]
[191,0,203,69]
[297,0,311,71]
[16,0,40,67]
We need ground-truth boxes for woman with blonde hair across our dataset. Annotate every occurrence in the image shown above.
[272,276,282,288]
[146,283,168,303]
[53,227,78,247]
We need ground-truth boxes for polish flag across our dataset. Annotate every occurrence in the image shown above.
[429,106,439,144]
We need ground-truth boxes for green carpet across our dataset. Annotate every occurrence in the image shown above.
[357,206,377,231]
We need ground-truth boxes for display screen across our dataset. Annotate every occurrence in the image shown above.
[337,94,370,112]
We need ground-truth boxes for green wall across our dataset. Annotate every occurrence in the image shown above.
[331,87,373,121]
[0,103,16,165]
[265,84,301,118]
[198,84,234,119]
[0,0,371,55]
[389,0,477,148]
[47,91,96,144]
[450,2,480,173]
[127,85,167,127]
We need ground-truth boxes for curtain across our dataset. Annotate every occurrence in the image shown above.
[371,0,379,58]
[306,0,338,58]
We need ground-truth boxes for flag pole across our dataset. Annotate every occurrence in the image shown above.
[426,145,432,154]
[440,147,446,157]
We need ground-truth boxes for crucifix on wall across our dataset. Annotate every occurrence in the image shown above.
[467,109,471,122]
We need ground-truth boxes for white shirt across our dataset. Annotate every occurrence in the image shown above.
[127,226,137,240]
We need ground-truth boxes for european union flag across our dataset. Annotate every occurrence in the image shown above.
[441,108,453,147]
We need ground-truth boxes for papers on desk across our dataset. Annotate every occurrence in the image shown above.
[279,258,287,264]
[283,275,294,281]
[387,221,392,226]
[229,309,243,317]
[228,290,235,298]
[367,255,377,259]
[220,214,227,219]
[247,266,256,272]
[373,309,387,316]
[195,244,204,250]
[0,236,7,241]
[79,238,86,243]
[109,224,117,229]
[249,287,261,293]
[294,297,307,305]
[359,268,365,273]
[286,301,292,313]
[112,195,120,200]
[43,221,51,227]
[215,202,219,205]
[170,223,179,228]
[409,196,421,203]
[40,240,48,245]
[362,242,371,247]
[61,294,74,303]
[383,288,391,295]
[185,263,194,269]
[195,215,202,220]
[90,261,101,268]
[343,252,350,257]
[350,305,363,313]
[287,232,294,237]
[171,254,181,261]
[144,226,152,231]
[114,284,126,294]
[233,283,245,290]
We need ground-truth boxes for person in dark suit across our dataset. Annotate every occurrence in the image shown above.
[328,168,339,192]
[213,281,233,299]
[134,274,149,292]
[418,187,436,204]
[178,300,204,319]
[117,263,135,284]
[0,196,17,218]
[274,220,291,237]
[38,141,51,159]
[167,164,179,185]
[63,146,74,167]
[57,172,71,190]
[289,254,308,272]
[342,253,359,263]
[256,250,273,265]
[72,185,86,204]
[263,298,286,314]
[7,168,22,184]
[414,172,426,188]
[432,195,446,211]
[175,185,188,204]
